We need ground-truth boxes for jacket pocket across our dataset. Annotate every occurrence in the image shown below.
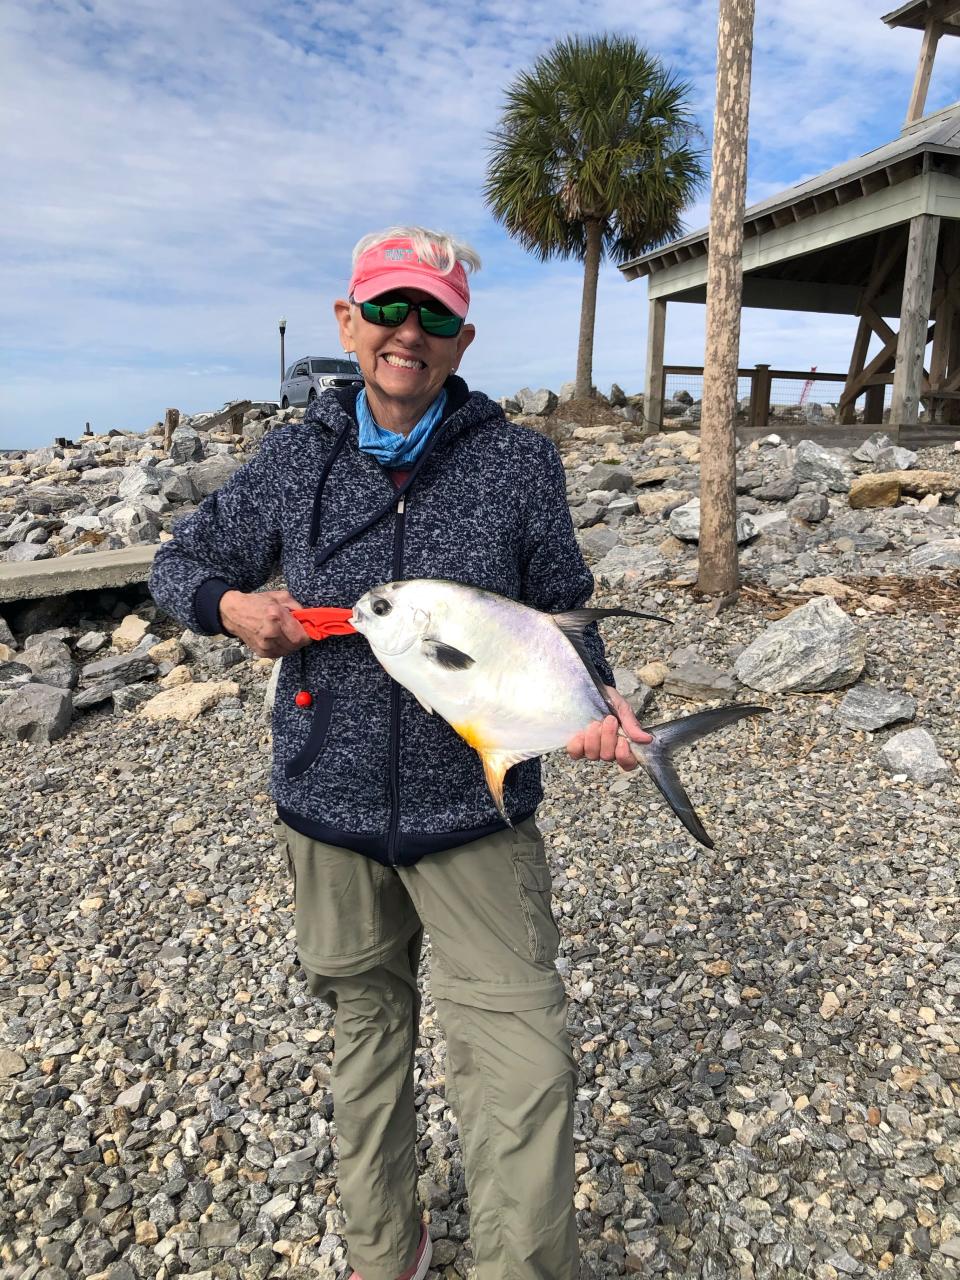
[284,689,335,779]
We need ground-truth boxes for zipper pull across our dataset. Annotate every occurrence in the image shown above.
[397,495,406,515]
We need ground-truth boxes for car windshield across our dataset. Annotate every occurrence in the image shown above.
[310,358,360,376]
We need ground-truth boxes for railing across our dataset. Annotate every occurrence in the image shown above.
[661,364,893,429]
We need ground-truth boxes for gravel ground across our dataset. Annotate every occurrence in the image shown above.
[1,428,959,1280]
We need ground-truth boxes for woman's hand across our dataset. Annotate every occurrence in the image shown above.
[219,589,310,658]
[566,685,653,772]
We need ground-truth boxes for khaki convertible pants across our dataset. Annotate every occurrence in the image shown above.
[283,818,578,1280]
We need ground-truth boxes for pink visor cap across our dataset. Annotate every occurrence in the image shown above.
[349,237,471,319]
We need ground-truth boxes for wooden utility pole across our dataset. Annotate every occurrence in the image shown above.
[698,0,755,599]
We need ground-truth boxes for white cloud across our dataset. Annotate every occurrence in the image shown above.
[2,0,958,447]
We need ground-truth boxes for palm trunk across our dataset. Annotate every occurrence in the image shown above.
[698,0,755,599]
[575,219,602,398]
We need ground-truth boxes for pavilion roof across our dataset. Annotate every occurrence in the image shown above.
[619,103,960,283]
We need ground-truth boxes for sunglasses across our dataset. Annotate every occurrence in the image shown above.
[357,294,464,338]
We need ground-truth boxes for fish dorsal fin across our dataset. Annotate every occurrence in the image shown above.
[478,750,533,826]
[551,608,671,715]
[421,638,476,671]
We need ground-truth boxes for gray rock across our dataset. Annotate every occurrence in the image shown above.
[875,445,918,470]
[668,499,756,544]
[608,382,627,407]
[111,682,156,713]
[75,630,108,656]
[788,493,830,523]
[0,1048,27,1077]
[793,439,850,492]
[604,495,637,526]
[498,396,520,414]
[160,470,201,504]
[583,463,633,493]
[190,454,242,496]
[753,475,798,502]
[663,658,737,699]
[77,466,126,485]
[118,463,160,501]
[0,683,73,744]
[837,686,917,731]
[734,595,866,693]
[579,526,620,563]
[115,1080,152,1112]
[880,728,951,783]
[558,381,577,403]
[169,426,205,465]
[0,613,15,648]
[4,542,53,562]
[515,387,558,416]
[22,637,77,689]
[852,432,893,463]
[593,545,669,588]
[81,652,156,686]
[908,539,960,570]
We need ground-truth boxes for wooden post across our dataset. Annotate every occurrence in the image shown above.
[906,20,943,126]
[644,296,667,434]
[230,407,244,437]
[698,0,755,598]
[891,214,940,427]
[929,222,960,420]
[749,364,771,428]
[163,408,180,451]
[864,383,886,425]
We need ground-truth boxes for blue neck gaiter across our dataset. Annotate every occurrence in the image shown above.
[356,388,447,468]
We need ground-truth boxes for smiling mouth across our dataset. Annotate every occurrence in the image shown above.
[382,354,426,370]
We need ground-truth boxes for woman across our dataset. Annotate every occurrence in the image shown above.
[150,226,650,1280]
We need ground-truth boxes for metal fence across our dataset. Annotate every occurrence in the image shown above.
[662,364,894,429]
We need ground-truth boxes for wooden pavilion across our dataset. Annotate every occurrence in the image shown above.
[620,1,960,440]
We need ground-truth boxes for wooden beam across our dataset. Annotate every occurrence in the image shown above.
[929,224,960,403]
[840,317,872,423]
[644,296,667,433]
[891,214,941,424]
[906,19,943,125]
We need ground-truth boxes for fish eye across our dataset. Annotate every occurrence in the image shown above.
[371,598,392,617]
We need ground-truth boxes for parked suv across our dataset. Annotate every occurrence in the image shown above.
[281,356,363,407]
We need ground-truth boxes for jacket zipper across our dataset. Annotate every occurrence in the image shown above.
[386,493,406,864]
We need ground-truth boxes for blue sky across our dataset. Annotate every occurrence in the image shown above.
[2,0,959,449]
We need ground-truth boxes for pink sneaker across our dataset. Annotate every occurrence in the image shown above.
[349,1224,432,1280]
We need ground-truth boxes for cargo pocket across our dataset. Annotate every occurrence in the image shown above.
[284,690,335,780]
[514,842,561,964]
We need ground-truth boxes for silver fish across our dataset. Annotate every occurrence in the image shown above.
[351,579,769,848]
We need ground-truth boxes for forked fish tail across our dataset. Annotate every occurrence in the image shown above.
[627,704,771,849]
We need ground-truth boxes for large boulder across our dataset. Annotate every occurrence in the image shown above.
[593,545,670,589]
[515,387,558,417]
[0,684,73,744]
[118,463,160,502]
[734,596,866,693]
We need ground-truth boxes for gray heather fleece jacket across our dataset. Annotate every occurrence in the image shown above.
[149,377,613,865]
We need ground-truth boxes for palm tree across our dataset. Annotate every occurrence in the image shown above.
[485,34,706,400]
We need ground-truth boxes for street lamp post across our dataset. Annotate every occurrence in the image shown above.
[279,317,287,384]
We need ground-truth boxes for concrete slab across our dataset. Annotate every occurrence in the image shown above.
[0,545,157,604]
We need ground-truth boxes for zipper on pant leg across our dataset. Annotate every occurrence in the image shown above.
[386,494,406,865]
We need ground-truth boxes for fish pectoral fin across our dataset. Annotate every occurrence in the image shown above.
[479,750,532,826]
[421,638,476,671]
